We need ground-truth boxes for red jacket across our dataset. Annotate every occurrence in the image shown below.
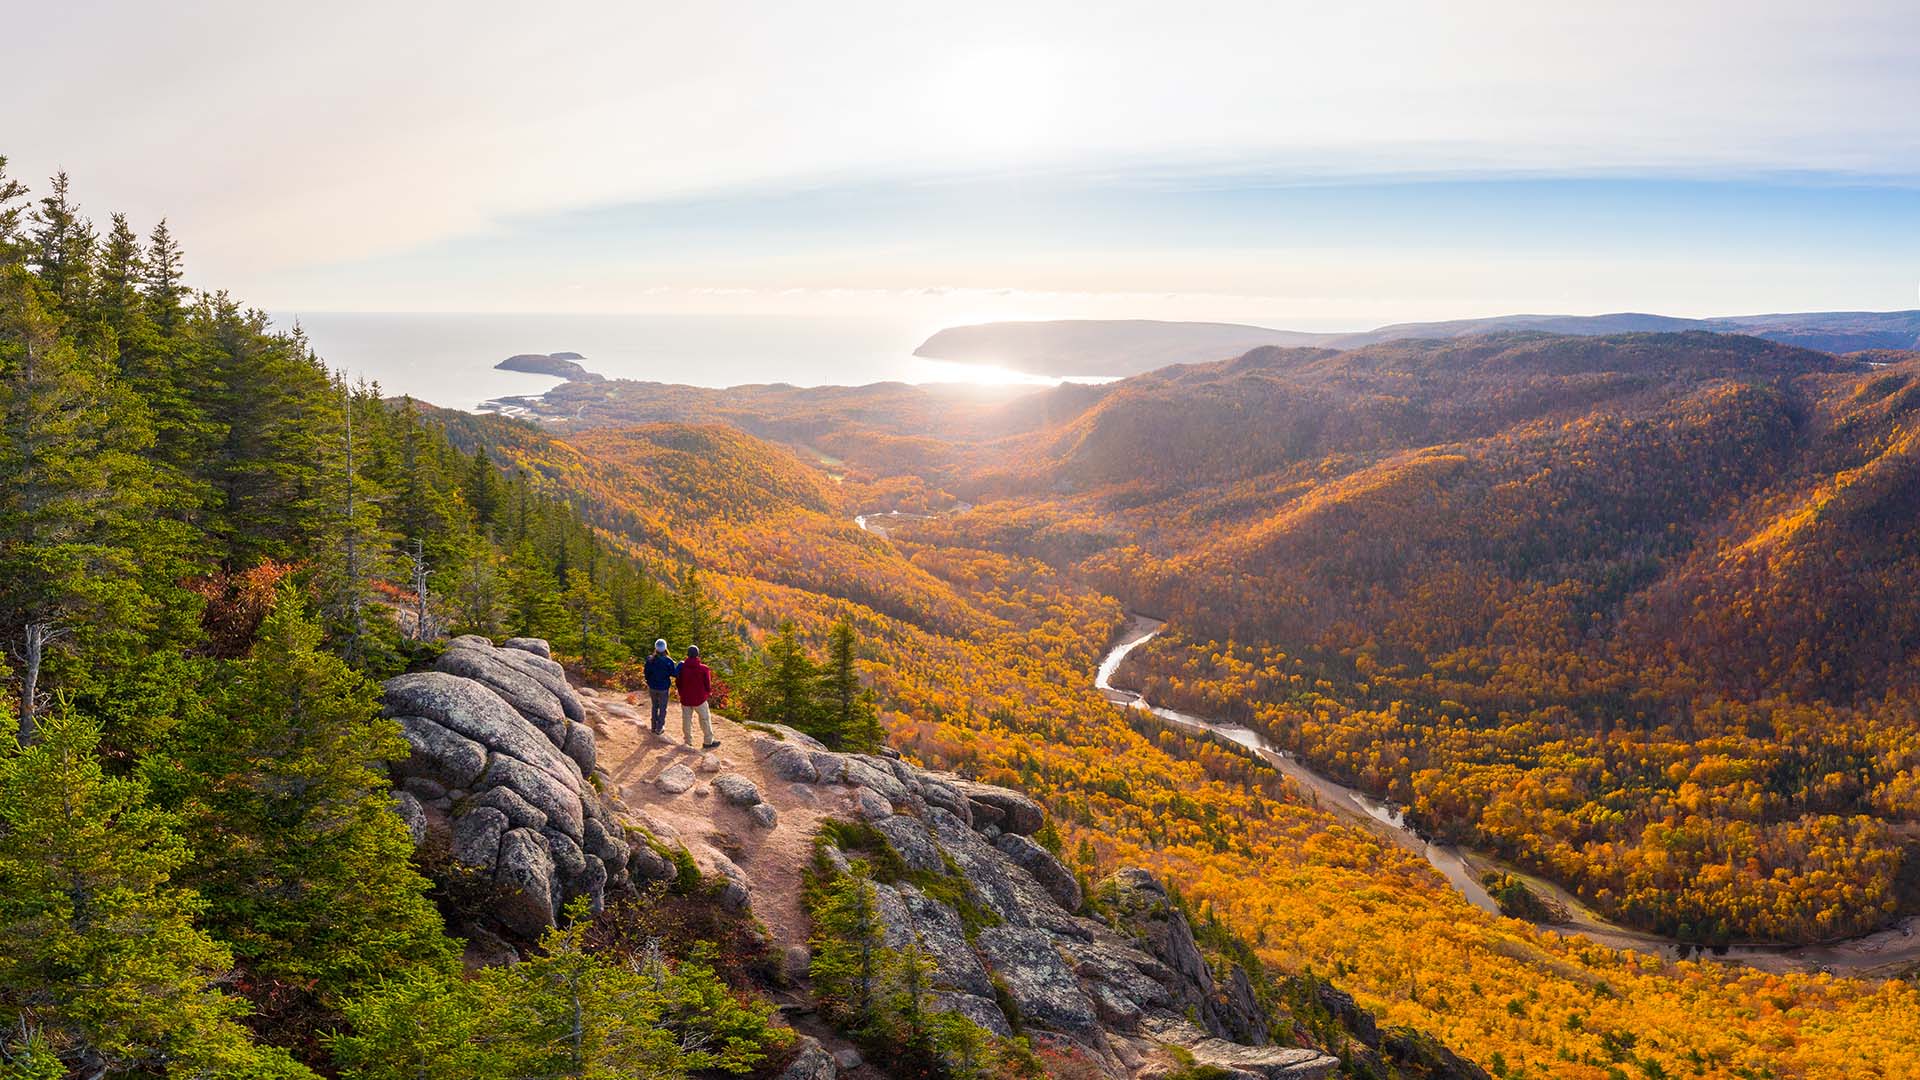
[676,658,713,707]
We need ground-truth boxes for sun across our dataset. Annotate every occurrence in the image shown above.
[924,45,1065,159]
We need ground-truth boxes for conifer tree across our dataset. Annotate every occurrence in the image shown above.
[0,157,30,267]
[822,617,882,752]
[0,269,157,742]
[141,218,185,333]
[808,862,886,1025]
[752,621,824,733]
[0,712,314,1079]
[156,592,454,1000]
[26,173,94,311]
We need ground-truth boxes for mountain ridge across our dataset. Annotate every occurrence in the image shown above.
[915,310,1920,376]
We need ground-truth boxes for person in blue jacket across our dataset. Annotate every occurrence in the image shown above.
[643,639,679,736]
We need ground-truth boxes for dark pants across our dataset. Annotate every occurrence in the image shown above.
[649,688,671,732]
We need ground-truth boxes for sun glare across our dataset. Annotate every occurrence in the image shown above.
[925,45,1065,157]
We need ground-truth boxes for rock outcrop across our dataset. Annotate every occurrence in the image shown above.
[746,728,1339,1080]
[382,636,628,937]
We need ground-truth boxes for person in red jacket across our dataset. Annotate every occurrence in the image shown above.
[676,645,719,749]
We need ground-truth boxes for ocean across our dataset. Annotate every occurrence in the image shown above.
[274,311,1062,411]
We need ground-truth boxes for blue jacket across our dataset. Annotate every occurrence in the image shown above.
[644,652,680,690]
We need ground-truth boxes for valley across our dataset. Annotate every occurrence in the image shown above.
[1097,616,1920,978]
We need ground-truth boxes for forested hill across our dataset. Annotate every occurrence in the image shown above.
[913,310,1920,376]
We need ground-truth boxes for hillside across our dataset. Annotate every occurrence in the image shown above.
[913,311,1920,377]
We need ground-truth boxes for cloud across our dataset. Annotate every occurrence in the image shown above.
[6,0,1919,312]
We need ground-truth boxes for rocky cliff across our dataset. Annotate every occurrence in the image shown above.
[383,635,628,937]
[381,636,1480,1080]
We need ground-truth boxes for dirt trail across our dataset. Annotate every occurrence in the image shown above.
[577,689,859,950]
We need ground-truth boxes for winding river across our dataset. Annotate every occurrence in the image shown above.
[1097,616,1920,977]
[851,511,1919,975]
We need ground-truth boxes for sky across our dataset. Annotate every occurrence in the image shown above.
[5,0,1920,330]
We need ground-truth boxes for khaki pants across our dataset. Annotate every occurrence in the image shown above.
[681,701,714,745]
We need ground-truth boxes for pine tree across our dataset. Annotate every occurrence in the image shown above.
[331,912,781,1080]
[142,218,185,333]
[156,592,454,1001]
[0,712,314,1079]
[822,616,882,752]
[0,269,157,742]
[506,540,566,638]
[808,863,887,1026]
[752,621,824,733]
[26,173,94,311]
[561,571,620,675]
[0,157,30,266]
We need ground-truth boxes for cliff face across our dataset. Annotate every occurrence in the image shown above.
[380,637,1478,1080]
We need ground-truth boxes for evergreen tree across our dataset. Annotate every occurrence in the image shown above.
[95,212,145,345]
[823,617,882,752]
[808,863,886,1025]
[0,157,31,267]
[0,712,314,1079]
[561,570,621,675]
[743,621,824,734]
[156,592,454,1000]
[331,912,781,1080]
[506,540,566,638]
[0,269,157,742]
[141,218,185,333]
[26,173,94,311]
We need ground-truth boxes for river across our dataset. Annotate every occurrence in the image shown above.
[1096,615,1920,977]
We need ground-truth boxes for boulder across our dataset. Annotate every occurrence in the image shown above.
[628,842,679,884]
[383,672,580,792]
[655,763,697,794]
[765,743,820,783]
[808,751,848,784]
[749,803,779,829]
[919,776,973,826]
[776,1036,838,1080]
[452,806,510,868]
[392,714,488,789]
[401,775,447,802]
[434,646,568,732]
[950,779,1045,836]
[478,754,585,840]
[543,827,589,881]
[976,927,1101,1040]
[995,832,1082,912]
[502,636,552,658]
[472,785,548,830]
[494,827,560,936]
[841,757,908,801]
[832,1049,862,1071]
[391,790,428,845]
[583,817,629,869]
[484,642,584,722]
[713,773,762,807]
[561,723,597,776]
[855,788,893,822]
[874,814,945,874]
[934,993,1015,1039]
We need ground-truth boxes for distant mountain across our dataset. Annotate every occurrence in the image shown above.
[916,310,1920,376]
[914,319,1336,375]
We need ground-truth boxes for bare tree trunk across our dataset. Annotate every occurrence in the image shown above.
[409,539,431,641]
[19,621,61,745]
